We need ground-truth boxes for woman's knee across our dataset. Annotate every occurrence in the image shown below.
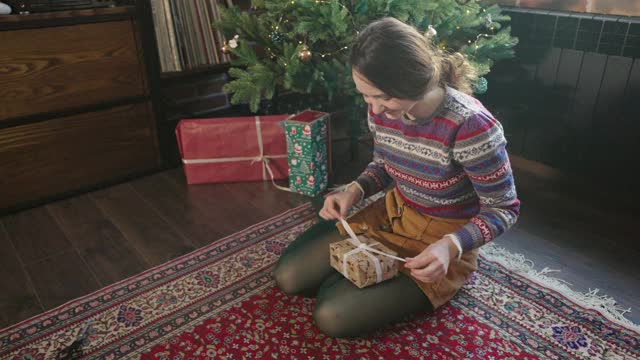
[273,220,340,295]
[273,261,302,295]
[313,300,344,338]
[313,298,358,338]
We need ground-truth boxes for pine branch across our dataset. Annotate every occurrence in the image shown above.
[223,64,277,112]
[218,0,519,113]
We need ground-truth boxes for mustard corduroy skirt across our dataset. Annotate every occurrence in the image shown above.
[336,188,479,309]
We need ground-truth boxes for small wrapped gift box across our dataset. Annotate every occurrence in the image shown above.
[329,236,400,288]
[176,115,289,184]
[285,110,331,196]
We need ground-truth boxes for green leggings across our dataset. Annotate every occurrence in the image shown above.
[273,219,434,338]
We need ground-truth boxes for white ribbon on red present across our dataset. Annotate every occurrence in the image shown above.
[181,116,290,192]
[339,218,405,284]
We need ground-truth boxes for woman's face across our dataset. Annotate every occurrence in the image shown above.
[352,69,417,119]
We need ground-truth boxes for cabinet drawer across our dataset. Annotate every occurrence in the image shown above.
[0,102,159,210]
[0,20,146,121]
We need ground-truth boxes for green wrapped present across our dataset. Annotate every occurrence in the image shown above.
[285,110,331,196]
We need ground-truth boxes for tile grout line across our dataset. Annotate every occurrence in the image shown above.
[0,220,46,313]
[45,204,104,290]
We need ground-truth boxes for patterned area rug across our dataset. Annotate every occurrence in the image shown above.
[1,203,638,359]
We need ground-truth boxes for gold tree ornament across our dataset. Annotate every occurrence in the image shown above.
[221,43,231,54]
[298,45,312,62]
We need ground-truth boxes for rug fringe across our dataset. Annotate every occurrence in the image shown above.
[479,243,640,333]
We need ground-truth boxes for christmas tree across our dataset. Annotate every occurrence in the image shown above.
[217,0,518,113]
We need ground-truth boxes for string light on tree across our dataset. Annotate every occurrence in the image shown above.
[473,33,493,50]
[316,46,350,59]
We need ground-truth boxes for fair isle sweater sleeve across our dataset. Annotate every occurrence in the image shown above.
[355,112,393,197]
[450,114,520,252]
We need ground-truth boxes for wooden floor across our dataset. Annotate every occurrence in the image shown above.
[0,168,311,328]
[1,149,639,329]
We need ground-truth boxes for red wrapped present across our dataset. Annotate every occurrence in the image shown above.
[176,115,290,184]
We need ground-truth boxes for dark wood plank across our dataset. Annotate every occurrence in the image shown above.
[0,103,159,211]
[130,171,232,248]
[0,20,144,120]
[24,250,100,309]
[163,169,309,233]
[90,182,196,266]
[223,180,308,216]
[162,170,259,235]
[162,170,284,237]
[46,195,149,286]
[0,222,43,328]
[2,207,72,263]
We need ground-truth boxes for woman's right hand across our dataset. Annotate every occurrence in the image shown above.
[319,189,361,220]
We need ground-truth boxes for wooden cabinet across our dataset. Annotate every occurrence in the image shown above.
[0,20,146,120]
[0,6,161,213]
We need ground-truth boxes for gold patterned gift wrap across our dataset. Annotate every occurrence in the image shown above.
[329,236,400,288]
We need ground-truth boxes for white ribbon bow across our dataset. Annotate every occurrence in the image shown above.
[182,116,290,192]
[339,218,405,284]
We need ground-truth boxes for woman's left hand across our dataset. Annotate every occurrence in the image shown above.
[404,238,458,283]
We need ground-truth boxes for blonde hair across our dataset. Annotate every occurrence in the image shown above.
[350,17,478,98]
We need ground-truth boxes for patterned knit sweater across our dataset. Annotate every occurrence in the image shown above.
[356,86,520,252]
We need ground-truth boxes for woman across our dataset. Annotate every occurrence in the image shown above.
[274,17,520,338]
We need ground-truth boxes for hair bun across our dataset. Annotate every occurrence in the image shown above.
[441,52,477,94]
